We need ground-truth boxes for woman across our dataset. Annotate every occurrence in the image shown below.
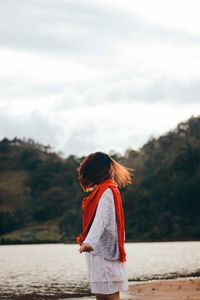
[76,152,133,300]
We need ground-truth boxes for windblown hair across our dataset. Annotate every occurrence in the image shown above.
[77,151,133,191]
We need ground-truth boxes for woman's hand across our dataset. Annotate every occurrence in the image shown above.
[79,243,93,253]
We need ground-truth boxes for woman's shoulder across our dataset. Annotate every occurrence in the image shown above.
[102,187,113,197]
[99,188,114,206]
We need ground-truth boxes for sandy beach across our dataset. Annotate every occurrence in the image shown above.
[120,278,200,300]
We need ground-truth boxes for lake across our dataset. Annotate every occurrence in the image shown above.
[0,242,200,299]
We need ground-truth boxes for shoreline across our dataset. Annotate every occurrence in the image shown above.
[0,240,200,246]
[121,277,200,300]
[2,278,200,300]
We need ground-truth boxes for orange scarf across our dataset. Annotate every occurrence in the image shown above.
[76,177,126,262]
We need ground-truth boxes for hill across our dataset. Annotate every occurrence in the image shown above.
[0,116,200,244]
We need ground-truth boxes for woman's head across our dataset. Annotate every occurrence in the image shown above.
[77,151,133,191]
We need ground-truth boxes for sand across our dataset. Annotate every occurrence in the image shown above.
[120,278,200,300]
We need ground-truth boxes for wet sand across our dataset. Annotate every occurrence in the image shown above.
[121,278,200,300]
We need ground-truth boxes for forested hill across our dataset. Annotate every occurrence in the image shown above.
[0,115,200,244]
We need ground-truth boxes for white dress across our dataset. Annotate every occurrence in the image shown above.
[83,188,128,294]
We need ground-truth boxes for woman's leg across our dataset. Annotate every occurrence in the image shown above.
[95,291,120,300]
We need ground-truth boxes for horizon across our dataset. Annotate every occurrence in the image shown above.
[1,113,198,158]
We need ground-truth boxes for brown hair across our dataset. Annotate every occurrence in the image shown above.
[77,151,133,191]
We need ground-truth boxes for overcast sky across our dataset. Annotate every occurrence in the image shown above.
[0,0,200,157]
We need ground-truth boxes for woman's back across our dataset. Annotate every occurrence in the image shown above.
[83,187,119,260]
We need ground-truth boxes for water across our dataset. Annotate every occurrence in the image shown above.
[0,242,200,299]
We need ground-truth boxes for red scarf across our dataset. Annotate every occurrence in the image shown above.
[76,177,126,262]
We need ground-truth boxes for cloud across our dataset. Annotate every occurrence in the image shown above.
[0,0,200,156]
[1,74,200,119]
[1,0,200,57]
[0,101,200,157]
[1,0,200,109]
[95,77,200,105]
[0,110,62,148]
[62,122,98,156]
[56,76,200,110]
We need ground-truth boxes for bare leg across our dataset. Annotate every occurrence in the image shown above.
[95,291,120,300]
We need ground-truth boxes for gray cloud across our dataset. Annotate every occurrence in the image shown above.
[141,77,200,104]
[1,0,200,108]
[0,110,102,157]
[55,76,200,109]
[0,111,63,149]
[1,0,200,57]
[0,77,65,99]
[62,122,98,156]
[1,74,200,112]
[101,77,200,104]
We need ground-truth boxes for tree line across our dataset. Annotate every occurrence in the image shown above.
[0,115,199,242]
